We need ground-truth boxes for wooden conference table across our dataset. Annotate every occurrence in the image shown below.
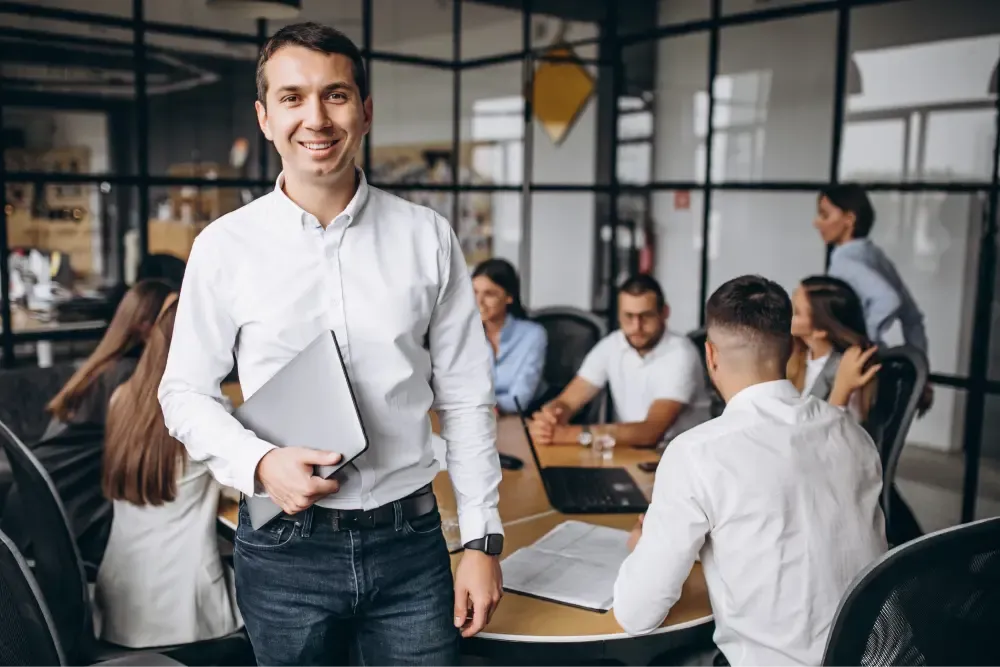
[218,385,713,663]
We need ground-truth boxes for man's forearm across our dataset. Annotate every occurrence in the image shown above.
[552,421,665,448]
[439,406,504,543]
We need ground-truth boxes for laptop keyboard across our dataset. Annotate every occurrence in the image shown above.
[546,467,647,512]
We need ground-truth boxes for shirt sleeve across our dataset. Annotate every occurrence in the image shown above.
[576,335,612,388]
[428,220,503,544]
[829,258,902,344]
[495,324,548,414]
[613,441,710,635]
[649,343,702,405]
[158,236,276,497]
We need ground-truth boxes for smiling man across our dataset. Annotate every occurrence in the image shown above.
[158,23,504,666]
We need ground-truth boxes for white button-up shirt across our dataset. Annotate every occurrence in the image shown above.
[613,380,887,665]
[577,329,712,443]
[158,171,503,544]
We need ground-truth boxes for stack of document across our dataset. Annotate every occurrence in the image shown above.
[500,520,631,612]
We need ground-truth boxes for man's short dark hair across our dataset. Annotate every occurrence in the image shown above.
[819,184,875,238]
[705,275,792,363]
[618,274,666,310]
[256,22,368,104]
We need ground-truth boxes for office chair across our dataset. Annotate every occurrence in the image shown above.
[686,328,725,418]
[0,362,76,445]
[0,419,253,666]
[864,345,928,547]
[822,516,1000,666]
[529,306,607,424]
[0,530,182,666]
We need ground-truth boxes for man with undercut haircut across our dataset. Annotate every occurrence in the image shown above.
[613,275,886,666]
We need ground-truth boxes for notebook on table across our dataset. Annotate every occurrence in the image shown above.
[233,330,369,529]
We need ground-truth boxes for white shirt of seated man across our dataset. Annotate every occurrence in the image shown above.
[528,279,712,450]
[613,275,887,667]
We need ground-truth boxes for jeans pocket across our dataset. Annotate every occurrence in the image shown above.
[235,505,298,551]
[402,509,443,536]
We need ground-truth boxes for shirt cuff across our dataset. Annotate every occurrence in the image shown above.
[234,436,278,498]
[457,506,504,547]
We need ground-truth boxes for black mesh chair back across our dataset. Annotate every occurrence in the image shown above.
[863,347,927,525]
[0,418,92,663]
[529,307,607,423]
[0,363,76,445]
[823,516,1000,666]
[0,529,65,666]
[685,328,725,418]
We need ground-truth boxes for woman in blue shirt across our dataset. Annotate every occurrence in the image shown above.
[472,259,547,415]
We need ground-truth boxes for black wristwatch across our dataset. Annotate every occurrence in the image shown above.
[464,533,504,555]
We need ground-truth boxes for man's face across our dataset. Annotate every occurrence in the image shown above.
[255,45,371,185]
[618,291,667,353]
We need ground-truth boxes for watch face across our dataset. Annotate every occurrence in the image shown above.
[578,431,593,446]
[486,534,504,555]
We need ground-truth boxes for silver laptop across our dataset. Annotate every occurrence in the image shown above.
[233,330,369,529]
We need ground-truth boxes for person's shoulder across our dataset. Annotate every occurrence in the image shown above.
[655,330,702,365]
[367,186,447,230]
[513,317,547,344]
[199,193,274,241]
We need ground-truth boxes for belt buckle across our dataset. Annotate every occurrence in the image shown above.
[339,511,375,530]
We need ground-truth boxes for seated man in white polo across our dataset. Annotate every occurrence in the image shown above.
[528,274,711,449]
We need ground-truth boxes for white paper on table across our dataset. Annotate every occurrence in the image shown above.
[500,520,631,612]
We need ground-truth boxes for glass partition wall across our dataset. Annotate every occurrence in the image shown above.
[2,0,998,523]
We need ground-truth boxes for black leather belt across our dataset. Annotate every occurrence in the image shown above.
[307,483,436,530]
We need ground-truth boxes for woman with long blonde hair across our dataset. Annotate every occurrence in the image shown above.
[96,294,241,648]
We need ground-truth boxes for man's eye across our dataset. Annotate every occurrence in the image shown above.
[281,95,299,104]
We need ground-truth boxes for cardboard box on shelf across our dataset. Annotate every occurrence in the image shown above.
[149,218,208,262]
[166,162,242,223]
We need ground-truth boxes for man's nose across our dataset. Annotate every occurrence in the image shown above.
[303,96,332,131]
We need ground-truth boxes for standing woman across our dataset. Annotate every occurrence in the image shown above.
[814,183,933,413]
[472,259,547,415]
[97,293,241,648]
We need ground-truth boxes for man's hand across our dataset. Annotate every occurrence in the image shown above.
[255,447,343,515]
[453,550,503,638]
[627,514,644,552]
[538,401,569,426]
[527,416,555,445]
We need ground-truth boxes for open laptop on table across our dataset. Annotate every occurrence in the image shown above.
[513,398,648,514]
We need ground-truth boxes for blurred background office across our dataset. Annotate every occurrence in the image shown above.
[0,0,997,537]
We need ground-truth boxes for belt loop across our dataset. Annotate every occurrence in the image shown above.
[393,500,403,532]
[300,506,314,538]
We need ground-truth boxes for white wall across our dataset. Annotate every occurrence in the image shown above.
[654,0,999,452]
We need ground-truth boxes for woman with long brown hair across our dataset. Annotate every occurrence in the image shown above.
[45,278,174,436]
[0,278,174,568]
[789,275,879,422]
[96,294,241,648]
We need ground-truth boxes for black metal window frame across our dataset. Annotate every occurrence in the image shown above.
[0,0,997,522]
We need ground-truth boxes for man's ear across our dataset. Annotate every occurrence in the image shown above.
[705,339,717,373]
[255,100,273,141]
[362,95,374,136]
[661,302,671,322]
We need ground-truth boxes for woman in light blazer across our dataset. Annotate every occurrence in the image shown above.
[96,293,241,648]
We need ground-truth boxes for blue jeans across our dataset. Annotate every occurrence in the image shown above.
[233,498,459,666]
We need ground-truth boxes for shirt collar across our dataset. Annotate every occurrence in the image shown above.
[272,168,370,231]
[831,238,869,259]
[725,379,800,413]
[620,329,671,362]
